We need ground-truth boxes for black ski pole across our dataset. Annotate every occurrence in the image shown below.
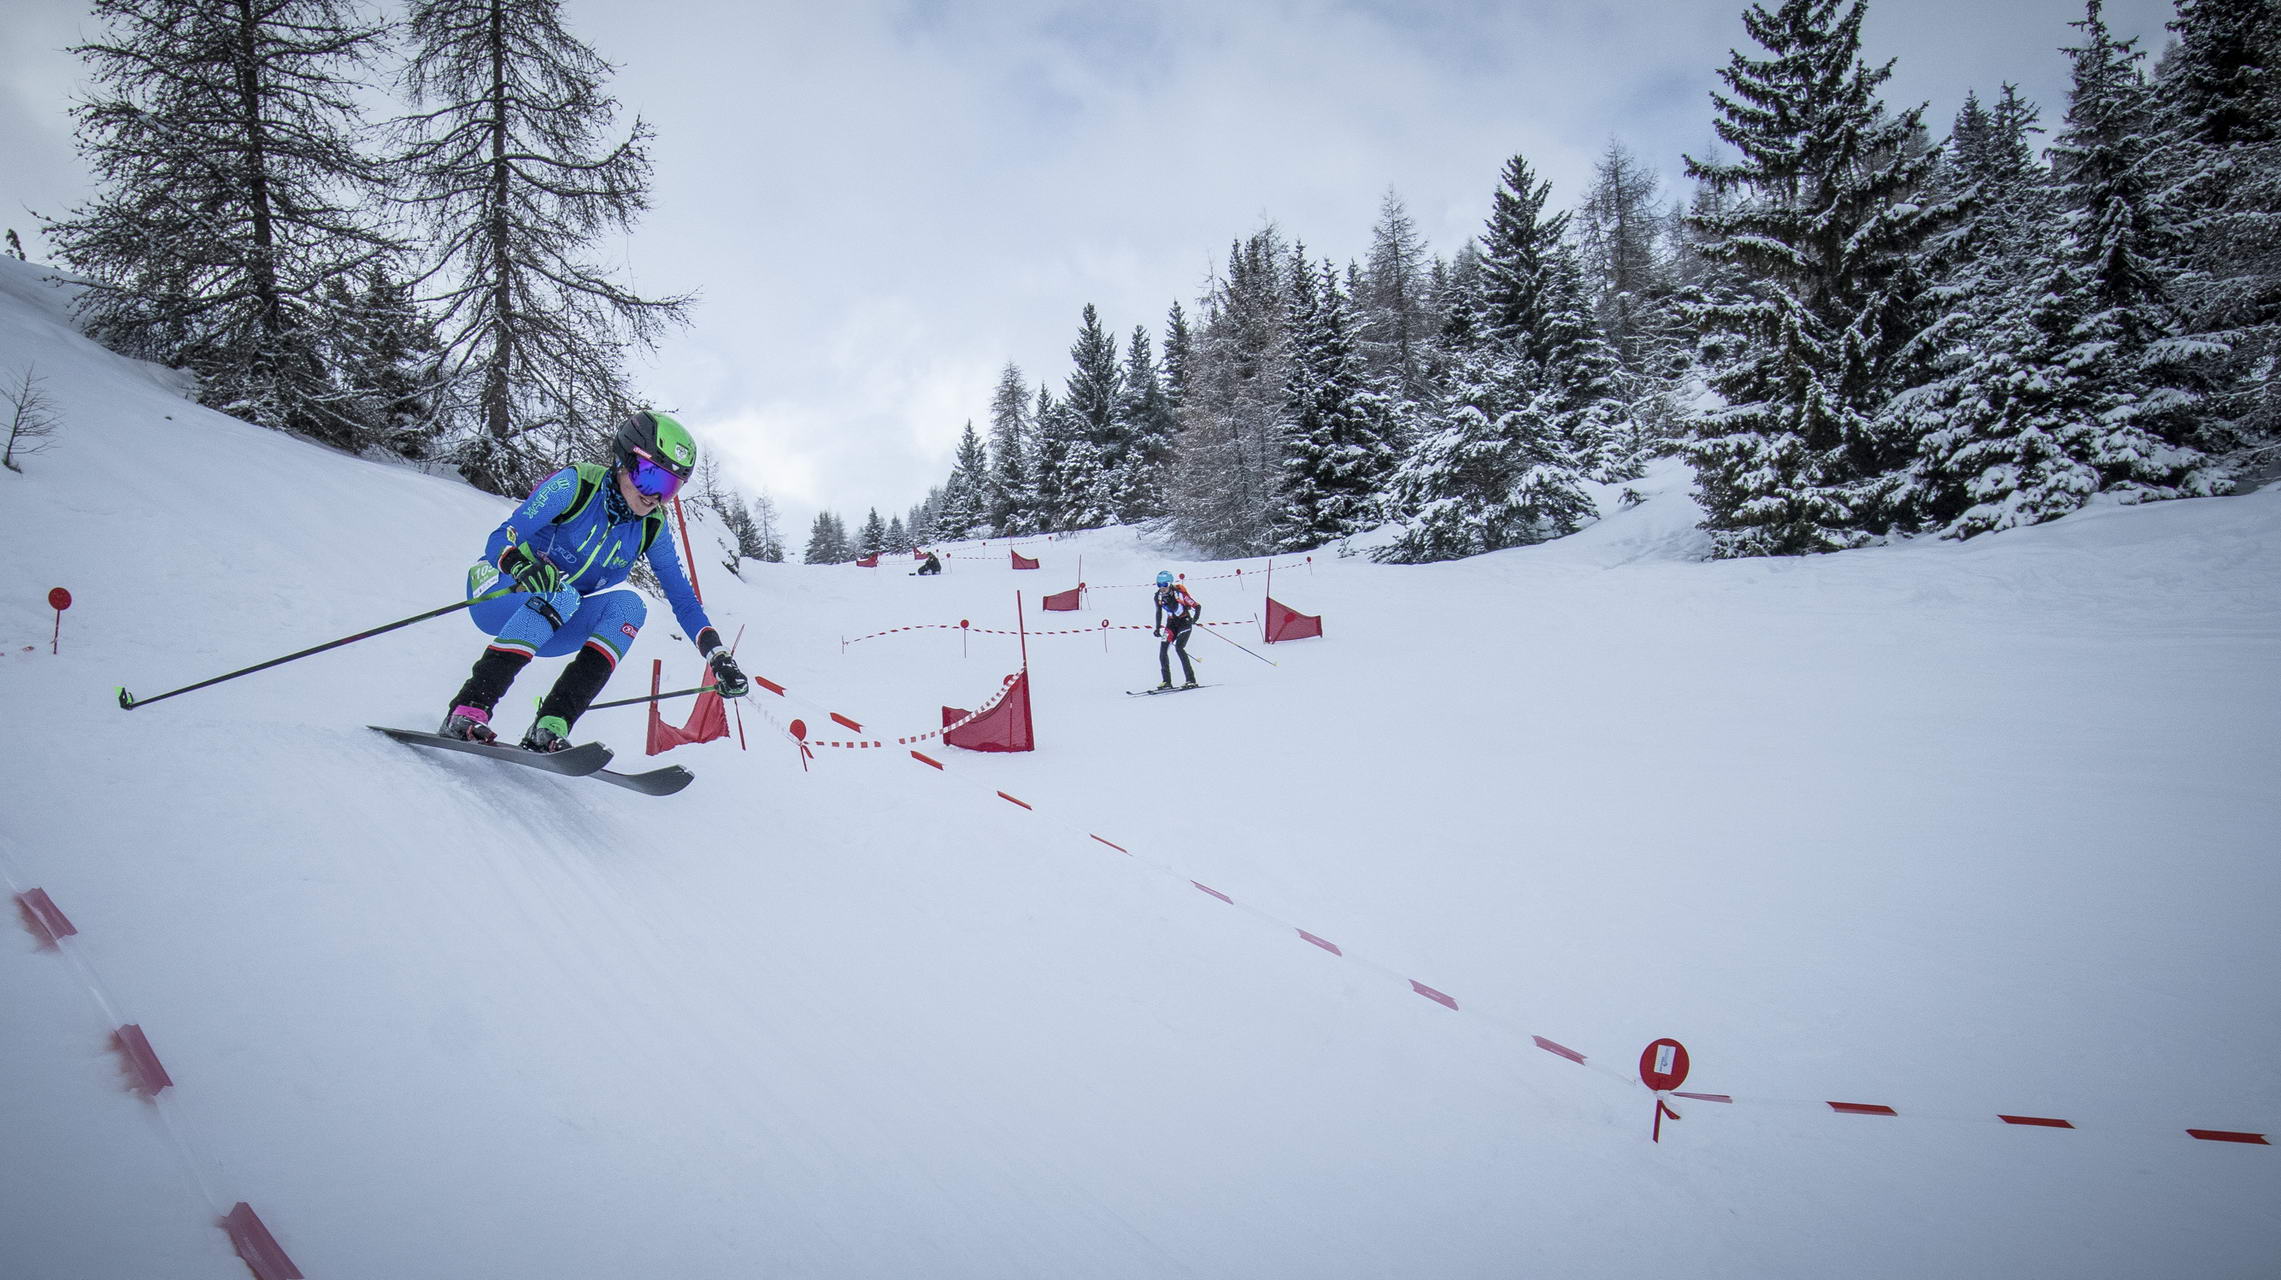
[588,630,753,712]
[586,683,721,712]
[1198,620,1278,667]
[117,589,511,711]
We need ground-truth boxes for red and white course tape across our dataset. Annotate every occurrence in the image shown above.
[745,684,2273,1152]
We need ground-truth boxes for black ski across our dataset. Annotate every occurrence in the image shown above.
[590,764,695,796]
[1126,684,1209,696]
[370,725,612,776]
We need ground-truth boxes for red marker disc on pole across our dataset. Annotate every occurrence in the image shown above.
[1639,1039,1690,1092]
[1641,1038,1690,1143]
[48,587,71,654]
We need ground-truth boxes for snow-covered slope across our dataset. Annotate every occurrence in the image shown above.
[3,254,2277,1279]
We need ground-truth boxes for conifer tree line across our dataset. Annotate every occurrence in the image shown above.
[871,0,2278,562]
[39,0,2276,566]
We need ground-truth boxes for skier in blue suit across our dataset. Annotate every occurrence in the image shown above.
[439,410,749,751]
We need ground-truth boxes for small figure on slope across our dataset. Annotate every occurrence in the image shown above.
[439,410,750,750]
[1151,570,1202,690]
[916,550,942,575]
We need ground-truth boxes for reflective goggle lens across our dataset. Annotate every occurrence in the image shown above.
[630,453,684,498]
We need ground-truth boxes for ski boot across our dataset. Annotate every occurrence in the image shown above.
[1181,680,1199,689]
[520,715,574,753]
[1153,680,1175,691]
[440,705,498,744]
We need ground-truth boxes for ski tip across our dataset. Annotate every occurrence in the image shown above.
[116,686,136,710]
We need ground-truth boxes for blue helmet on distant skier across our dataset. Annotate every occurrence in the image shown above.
[1156,571,1174,586]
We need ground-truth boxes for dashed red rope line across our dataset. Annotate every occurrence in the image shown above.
[761,742,2271,1149]
[731,654,2271,1151]
[844,619,1258,647]
[746,664,1023,751]
[10,886,311,1275]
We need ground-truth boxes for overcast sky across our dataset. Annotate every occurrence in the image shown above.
[1,0,2181,536]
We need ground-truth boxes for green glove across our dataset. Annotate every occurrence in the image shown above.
[501,543,565,596]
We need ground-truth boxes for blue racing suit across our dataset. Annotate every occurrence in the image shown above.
[465,464,717,668]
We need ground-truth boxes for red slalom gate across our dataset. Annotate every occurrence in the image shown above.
[646,658,729,755]
[1264,596,1322,642]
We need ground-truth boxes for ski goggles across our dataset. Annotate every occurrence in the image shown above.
[628,451,685,499]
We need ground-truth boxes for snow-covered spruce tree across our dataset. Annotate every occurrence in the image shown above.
[934,469,972,544]
[1478,154,1634,482]
[1423,243,1485,385]
[1378,343,1596,562]
[884,514,909,555]
[2051,0,2220,475]
[396,0,690,495]
[985,361,1034,536]
[1377,155,1599,565]
[1278,254,1397,550]
[1166,227,1294,557]
[1117,325,1179,520]
[1576,140,1689,461]
[906,490,939,548]
[1887,88,2173,536]
[2155,0,2281,451]
[1359,187,1440,410]
[935,421,991,539]
[52,0,400,450]
[1029,384,1071,532]
[1682,0,1942,557]
[856,508,886,559]
[1162,302,1194,413]
[802,511,847,564]
[1059,304,1125,529]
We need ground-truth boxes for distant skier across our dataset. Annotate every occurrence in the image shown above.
[916,550,942,575]
[1151,570,1202,690]
[439,410,750,751]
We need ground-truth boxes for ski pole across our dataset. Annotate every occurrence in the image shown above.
[586,683,720,712]
[116,589,512,711]
[588,628,751,712]
[1198,620,1278,667]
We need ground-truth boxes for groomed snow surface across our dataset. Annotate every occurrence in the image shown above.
[3,255,2277,1278]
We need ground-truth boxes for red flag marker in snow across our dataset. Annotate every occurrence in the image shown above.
[47,587,70,654]
[1640,1038,1690,1143]
[787,719,814,773]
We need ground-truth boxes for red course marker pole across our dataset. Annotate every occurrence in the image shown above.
[48,587,71,653]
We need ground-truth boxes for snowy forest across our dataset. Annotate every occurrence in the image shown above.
[24,0,2281,566]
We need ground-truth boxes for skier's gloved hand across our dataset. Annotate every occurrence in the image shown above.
[500,543,565,596]
[707,648,750,699]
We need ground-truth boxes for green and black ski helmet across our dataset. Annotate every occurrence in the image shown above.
[614,410,698,498]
